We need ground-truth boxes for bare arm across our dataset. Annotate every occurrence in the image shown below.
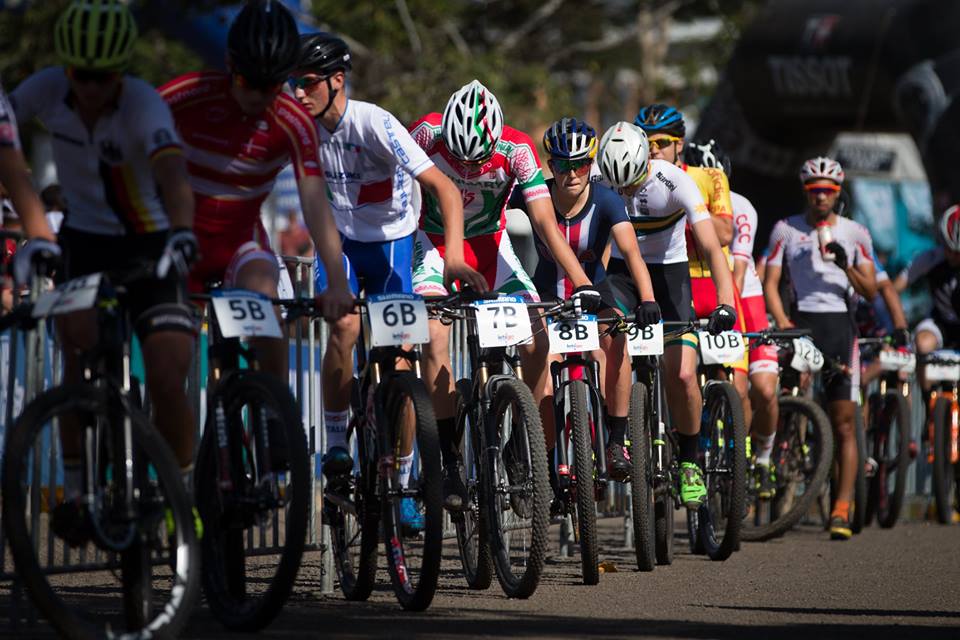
[152,153,194,229]
[712,215,733,247]
[0,147,53,241]
[879,278,908,330]
[846,260,877,300]
[298,175,353,319]
[763,263,792,328]
[732,259,747,293]
[893,271,909,293]
[611,222,654,302]
[690,217,734,308]
[527,197,591,288]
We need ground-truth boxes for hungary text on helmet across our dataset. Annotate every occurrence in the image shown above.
[543,117,598,161]
[799,156,845,184]
[441,80,503,163]
[598,122,650,188]
[55,0,138,72]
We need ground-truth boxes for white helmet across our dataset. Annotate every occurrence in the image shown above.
[799,156,845,184]
[441,79,503,163]
[598,122,650,188]
[939,204,960,252]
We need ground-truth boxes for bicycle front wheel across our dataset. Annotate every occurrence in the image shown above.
[484,377,550,599]
[569,380,599,585]
[868,391,912,528]
[453,378,493,590]
[627,381,655,571]
[1,384,200,639]
[931,396,957,524]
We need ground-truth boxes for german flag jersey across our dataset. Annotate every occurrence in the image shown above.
[10,67,183,236]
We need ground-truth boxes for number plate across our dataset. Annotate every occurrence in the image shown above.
[790,337,824,373]
[926,350,960,382]
[548,315,600,354]
[367,293,429,347]
[211,289,282,339]
[32,273,102,318]
[879,350,916,373]
[697,330,746,365]
[473,296,532,348]
[627,322,664,356]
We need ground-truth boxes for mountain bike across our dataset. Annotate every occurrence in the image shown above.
[190,287,311,630]
[739,329,833,541]
[920,350,960,524]
[429,290,550,599]
[323,293,442,611]
[1,265,200,639]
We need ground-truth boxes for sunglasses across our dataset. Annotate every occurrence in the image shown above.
[550,157,593,176]
[68,67,120,85]
[804,183,841,195]
[288,75,326,91]
[232,73,284,94]
[649,136,682,150]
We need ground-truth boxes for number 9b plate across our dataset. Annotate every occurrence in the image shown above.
[211,289,282,339]
[367,293,430,347]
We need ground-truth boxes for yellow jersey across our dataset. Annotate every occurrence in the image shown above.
[683,164,733,278]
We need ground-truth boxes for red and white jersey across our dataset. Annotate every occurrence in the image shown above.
[318,99,433,242]
[159,72,322,234]
[0,86,20,150]
[766,213,874,313]
[11,67,183,236]
[410,113,549,238]
[730,191,763,298]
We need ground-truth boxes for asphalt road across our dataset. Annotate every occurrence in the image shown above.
[4,517,958,639]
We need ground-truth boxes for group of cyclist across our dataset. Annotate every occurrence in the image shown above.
[1,0,958,592]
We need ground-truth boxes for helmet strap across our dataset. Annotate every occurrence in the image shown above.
[317,76,338,119]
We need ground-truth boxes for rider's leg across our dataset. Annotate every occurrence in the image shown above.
[829,399,859,507]
[733,368,752,437]
[915,328,939,392]
[748,371,779,459]
[320,312,361,454]
[664,341,707,507]
[141,329,197,469]
[601,331,632,479]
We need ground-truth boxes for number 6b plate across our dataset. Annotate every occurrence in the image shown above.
[211,289,282,338]
[367,293,429,347]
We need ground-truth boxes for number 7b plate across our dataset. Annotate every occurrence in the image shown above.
[211,289,283,339]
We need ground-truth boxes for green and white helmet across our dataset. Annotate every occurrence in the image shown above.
[441,79,503,163]
[55,0,138,71]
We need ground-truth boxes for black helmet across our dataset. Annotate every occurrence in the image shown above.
[298,33,352,76]
[683,139,732,177]
[227,0,300,88]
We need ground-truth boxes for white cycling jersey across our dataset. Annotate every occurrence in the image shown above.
[10,67,182,236]
[730,191,763,298]
[766,213,874,313]
[609,159,711,264]
[318,99,433,242]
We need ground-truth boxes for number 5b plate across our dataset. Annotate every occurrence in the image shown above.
[367,293,429,347]
[211,289,282,339]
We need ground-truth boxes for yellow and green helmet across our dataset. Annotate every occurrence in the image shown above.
[54,0,138,71]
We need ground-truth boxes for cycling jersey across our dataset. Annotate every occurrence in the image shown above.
[766,214,874,313]
[532,180,629,299]
[0,87,20,149]
[317,99,433,242]
[158,72,321,234]
[900,247,960,345]
[11,67,183,236]
[609,159,711,264]
[730,191,763,299]
[409,113,549,238]
[683,165,733,278]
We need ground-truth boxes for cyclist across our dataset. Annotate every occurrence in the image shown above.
[289,33,485,531]
[894,204,960,388]
[636,106,751,436]
[597,121,738,509]
[529,117,660,482]
[856,250,911,389]
[9,0,200,542]
[684,139,780,498]
[764,156,878,540]
[159,1,354,391]
[409,80,602,510]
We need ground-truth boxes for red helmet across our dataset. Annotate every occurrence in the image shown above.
[939,204,960,251]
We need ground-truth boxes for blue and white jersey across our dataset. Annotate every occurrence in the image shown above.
[317,99,433,242]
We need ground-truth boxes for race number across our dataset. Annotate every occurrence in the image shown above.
[697,330,746,365]
[548,315,600,354]
[473,296,532,348]
[627,322,664,356]
[367,293,429,347]
[878,349,916,374]
[211,289,282,339]
[790,337,824,373]
[925,350,960,382]
[32,273,102,318]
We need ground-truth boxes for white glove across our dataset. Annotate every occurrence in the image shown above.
[156,228,199,279]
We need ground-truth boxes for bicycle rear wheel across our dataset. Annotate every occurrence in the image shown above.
[1,384,199,639]
[627,381,655,571]
[195,372,309,630]
[931,396,957,524]
[868,391,912,528]
[569,380,599,585]
[484,377,550,599]
[378,372,443,611]
[453,379,493,590]
[851,408,868,534]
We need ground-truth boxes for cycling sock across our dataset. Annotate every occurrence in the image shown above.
[324,409,349,451]
[678,433,700,464]
[753,433,776,465]
[607,416,628,446]
[398,452,415,488]
[831,499,851,520]
[64,462,82,501]
[437,417,457,467]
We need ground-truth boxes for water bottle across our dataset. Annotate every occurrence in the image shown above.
[816,221,836,262]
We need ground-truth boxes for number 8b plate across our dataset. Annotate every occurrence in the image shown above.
[367,293,430,347]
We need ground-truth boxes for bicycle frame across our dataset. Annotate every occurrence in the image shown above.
[550,351,609,494]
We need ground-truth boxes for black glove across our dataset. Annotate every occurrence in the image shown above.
[891,328,911,349]
[13,238,61,285]
[156,227,199,279]
[571,285,602,314]
[707,303,737,335]
[826,241,848,270]
[635,300,661,329]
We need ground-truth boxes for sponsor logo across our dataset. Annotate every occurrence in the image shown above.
[654,171,676,191]
[383,115,411,165]
[801,14,841,52]
[767,55,853,98]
